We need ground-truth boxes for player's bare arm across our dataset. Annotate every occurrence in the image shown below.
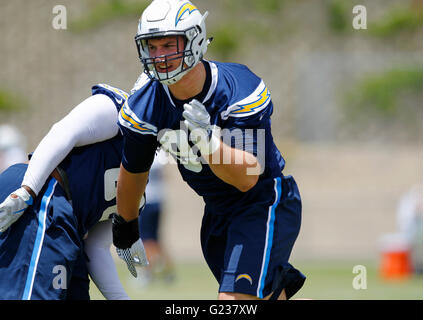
[116,164,149,222]
[113,165,148,251]
[203,142,260,192]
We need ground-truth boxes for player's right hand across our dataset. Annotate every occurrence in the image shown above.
[0,187,33,232]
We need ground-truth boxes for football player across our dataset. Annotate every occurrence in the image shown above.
[114,0,305,300]
[0,85,147,299]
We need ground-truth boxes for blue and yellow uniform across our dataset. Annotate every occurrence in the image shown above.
[0,85,129,300]
[119,60,306,298]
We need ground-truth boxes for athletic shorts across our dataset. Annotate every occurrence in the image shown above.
[139,202,161,241]
[201,174,306,299]
[0,164,83,300]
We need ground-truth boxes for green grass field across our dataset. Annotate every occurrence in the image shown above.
[89,258,423,300]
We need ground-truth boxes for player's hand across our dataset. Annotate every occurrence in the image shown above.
[183,99,211,131]
[112,213,139,249]
[116,238,149,278]
[0,187,33,232]
[183,99,221,156]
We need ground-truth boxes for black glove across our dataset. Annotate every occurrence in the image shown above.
[112,213,139,249]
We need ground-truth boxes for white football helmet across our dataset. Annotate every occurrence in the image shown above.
[135,0,209,85]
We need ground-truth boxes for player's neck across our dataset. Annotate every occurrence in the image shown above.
[168,62,206,101]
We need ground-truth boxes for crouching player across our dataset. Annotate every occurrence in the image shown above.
[0,84,147,299]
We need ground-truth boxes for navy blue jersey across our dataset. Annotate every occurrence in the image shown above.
[59,84,128,236]
[119,60,285,211]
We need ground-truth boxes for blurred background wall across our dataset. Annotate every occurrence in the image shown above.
[1,0,423,264]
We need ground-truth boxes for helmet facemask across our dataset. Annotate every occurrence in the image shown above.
[135,27,201,85]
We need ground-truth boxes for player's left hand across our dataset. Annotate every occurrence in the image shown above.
[183,99,211,131]
[0,187,33,233]
[183,99,221,156]
[116,238,149,278]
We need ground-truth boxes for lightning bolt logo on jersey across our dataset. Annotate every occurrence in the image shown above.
[221,81,271,119]
[120,104,158,135]
[96,84,129,104]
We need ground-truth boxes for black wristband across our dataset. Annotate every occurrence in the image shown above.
[112,213,139,249]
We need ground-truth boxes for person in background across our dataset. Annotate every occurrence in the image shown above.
[0,124,27,173]
[138,150,175,286]
[397,184,423,273]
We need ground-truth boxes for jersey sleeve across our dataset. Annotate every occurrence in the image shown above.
[118,92,159,173]
[219,79,273,161]
[120,126,158,173]
[220,79,272,128]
